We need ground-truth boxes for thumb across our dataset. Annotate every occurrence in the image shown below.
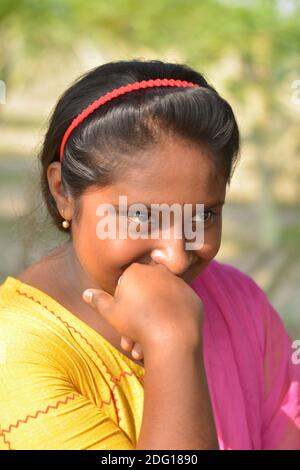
[82,288,114,319]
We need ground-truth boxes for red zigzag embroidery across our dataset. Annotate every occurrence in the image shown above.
[15,288,145,426]
[0,392,79,450]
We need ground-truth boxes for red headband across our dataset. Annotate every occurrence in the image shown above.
[59,78,200,161]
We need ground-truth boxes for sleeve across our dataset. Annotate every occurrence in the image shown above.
[0,320,135,450]
[260,292,300,449]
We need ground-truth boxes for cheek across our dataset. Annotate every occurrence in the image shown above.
[72,209,99,256]
[196,219,222,261]
[107,238,161,274]
[73,213,149,276]
[100,239,144,269]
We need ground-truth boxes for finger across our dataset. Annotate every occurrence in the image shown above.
[115,274,123,296]
[131,342,144,360]
[120,335,134,351]
[82,288,114,319]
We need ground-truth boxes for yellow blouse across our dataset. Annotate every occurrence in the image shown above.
[0,276,145,450]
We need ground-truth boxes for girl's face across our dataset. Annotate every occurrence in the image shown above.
[70,135,227,295]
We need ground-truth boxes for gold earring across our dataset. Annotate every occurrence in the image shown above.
[61,209,70,229]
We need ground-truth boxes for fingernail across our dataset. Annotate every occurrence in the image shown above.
[132,350,140,359]
[83,290,94,303]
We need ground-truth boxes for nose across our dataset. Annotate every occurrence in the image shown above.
[150,237,198,276]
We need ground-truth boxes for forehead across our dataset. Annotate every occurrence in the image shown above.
[114,135,227,205]
[85,135,227,207]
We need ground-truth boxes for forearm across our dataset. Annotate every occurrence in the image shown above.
[136,339,219,450]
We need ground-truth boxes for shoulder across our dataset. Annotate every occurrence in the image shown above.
[0,277,74,376]
[0,311,68,376]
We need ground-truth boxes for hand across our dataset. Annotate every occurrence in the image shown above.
[118,273,143,362]
[120,335,144,361]
[82,262,203,357]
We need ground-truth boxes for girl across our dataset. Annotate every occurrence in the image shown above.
[0,60,299,450]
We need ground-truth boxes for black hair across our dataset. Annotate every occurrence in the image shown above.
[39,59,240,234]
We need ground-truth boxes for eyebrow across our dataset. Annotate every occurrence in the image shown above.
[112,200,225,211]
[203,200,225,209]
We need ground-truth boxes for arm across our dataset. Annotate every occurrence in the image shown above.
[136,337,219,450]
[82,262,219,450]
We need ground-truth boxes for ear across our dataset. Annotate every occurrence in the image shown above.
[47,162,74,220]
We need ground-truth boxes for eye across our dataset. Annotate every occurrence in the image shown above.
[127,209,151,224]
[191,210,216,227]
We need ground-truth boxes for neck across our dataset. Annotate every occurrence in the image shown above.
[59,240,100,300]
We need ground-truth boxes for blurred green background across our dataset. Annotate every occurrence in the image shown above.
[0,0,299,337]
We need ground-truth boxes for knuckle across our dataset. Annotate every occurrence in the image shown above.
[128,262,141,272]
[123,262,143,279]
